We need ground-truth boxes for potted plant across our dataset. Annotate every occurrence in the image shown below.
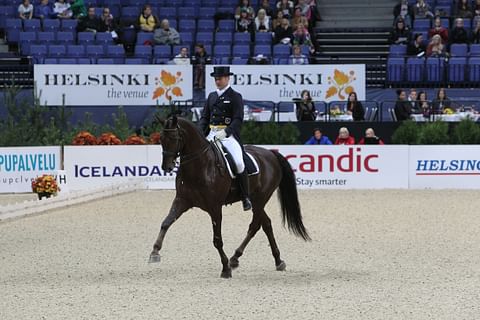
[31,174,60,200]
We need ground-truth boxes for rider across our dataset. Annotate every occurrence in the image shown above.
[198,66,252,211]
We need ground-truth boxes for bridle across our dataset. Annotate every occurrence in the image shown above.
[162,125,210,166]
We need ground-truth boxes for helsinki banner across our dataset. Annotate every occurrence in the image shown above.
[34,64,193,106]
[205,64,366,103]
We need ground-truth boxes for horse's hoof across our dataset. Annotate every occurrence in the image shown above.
[276,260,286,271]
[148,253,161,263]
[221,269,232,279]
[229,257,239,269]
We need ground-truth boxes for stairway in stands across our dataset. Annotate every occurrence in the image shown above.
[314,0,397,88]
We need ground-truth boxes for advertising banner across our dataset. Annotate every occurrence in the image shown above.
[0,146,61,193]
[205,64,366,103]
[34,64,193,106]
[63,146,176,191]
[265,145,409,189]
[409,145,480,189]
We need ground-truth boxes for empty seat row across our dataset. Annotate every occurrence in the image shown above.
[41,57,146,64]
[389,44,480,57]
[29,44,125,63]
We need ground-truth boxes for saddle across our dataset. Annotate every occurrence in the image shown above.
[212,141,259,179]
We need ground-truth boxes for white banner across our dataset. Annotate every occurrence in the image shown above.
[205,65,366,103]
[266,145,409,189]
[63,145,176,191]
[34,64,193,106]
[0,147,62,193]
[409,145,480,189]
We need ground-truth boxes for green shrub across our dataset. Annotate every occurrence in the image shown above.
[418,121,450,145]
[391,120,421,144]
[241,121,300,144]
[451,119,480,144]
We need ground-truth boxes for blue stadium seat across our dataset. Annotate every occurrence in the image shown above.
[425,57,444,83]
[231,57,248,65]
[48,44,67,58]
[389,45,407,57]
[165,0,184,7]
[159,7,177,20]
[125,58,145,64]
[214,44,231,57]
[86,44,105,58]
[0,6,15,29]
[97,58,115,64]
[43,58,58,64]
[78,32,96,45]
[24,19,41,32]
[61,19,77,31]
[58,58,77,64]
[198,7,215,20]
[255,32,272,45]
[273,44,290,58]
[387,57,404,82]
[450,43,468,57]
[107,45,126,63]
[196,31,214,45]
[406,57,424,82]
[42,19,60,32]
[232,44,250,58]
[179,19,196,32]
[67,44,86,58]
[179,32,193,45]
[469,57,480,82]
[177,7,196,19]
[19,32,36,55]
[253,44,272,57]
[121,6,139,19]
[96,32,114,46]
[201,0,217,7]
[134,45,152,63]
[448,57,467,83]
[56,31,75,44]
[77,58,92,64]
[470,44,480,57]
[413,19,430,31]
[136,32,154,45]
[37,31,55,45]
[30,44,48,62]
[6,18,22,43]
[234,32,250,45]
[215,32,232,44]
[127,0,144,6]
[197,19,214,32]
[153,45,172,64]
[218,20,235,32]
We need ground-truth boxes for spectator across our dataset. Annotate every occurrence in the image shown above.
[295,90,316,121]
[99,7,120,43]
[18,0,33,20]
[77,7,101,33]
[413,0,433,19]
[35,0,53,19]
[235,0,255,20]
[393,0,413,28]
[450,18,470,44]
[154,19,181,45]
[258,0,274,18]
[475,0,480,17]
[456,0,473,19]
[407,88,418,112]
[346,91,365,121]
[192,43,211,89]
[394,89,412,121]
[305,128,332,145]
[254,8,270,32]
[407,33,426,56]
[289,45,309,64]
[389,18,411,45]
[292,6,309,30]
[172,47,190,65]
[70,0,86,18]
[358,128,384,145]
[54,0,72,19]
[236,8,255,34]
[428,16,449,44]
[426,34,445,57]
[474,19,480,44]
[137,4,159,33]
[272,10,284,30]
[432,88,452,113]
[276,0,294,19]
[296,0,312,21]
[416,91,431,117]
[293,24,314,53]
[273,18,293,45]
[335,127,355,145]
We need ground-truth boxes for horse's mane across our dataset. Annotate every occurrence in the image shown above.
[165,116,206,140]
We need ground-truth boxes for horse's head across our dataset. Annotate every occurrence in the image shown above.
[161,115,181,172]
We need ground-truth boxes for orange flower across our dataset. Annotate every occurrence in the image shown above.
[124,134,146,145]
[72,131,97,145]
[149,132,161,144]
[97,132,122,145]
[32,174,60,195]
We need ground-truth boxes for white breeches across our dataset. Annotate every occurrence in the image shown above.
[207,128,245,174]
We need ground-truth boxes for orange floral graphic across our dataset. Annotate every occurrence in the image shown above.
[325,69,357,100]
[152,70,184,101]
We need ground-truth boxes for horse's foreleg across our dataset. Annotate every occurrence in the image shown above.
[149,197,190,263]
[229,213,261,270]
[260,210,286,271]
[210,210,231,278]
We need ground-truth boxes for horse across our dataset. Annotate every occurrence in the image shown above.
[149,115,310,278]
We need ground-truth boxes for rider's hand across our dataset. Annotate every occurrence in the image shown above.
[215,129,227,140]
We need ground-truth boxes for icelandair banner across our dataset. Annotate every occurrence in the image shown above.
[63,146,176,190]
[34,65,193,106]
[409,145,480,189]
[0,146,61,193]
[205,65,366,102]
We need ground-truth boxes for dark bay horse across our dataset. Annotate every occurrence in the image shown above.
[149,116,310,278]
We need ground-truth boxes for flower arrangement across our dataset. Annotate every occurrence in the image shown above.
[149,132,161,144]
[97,132,122,145]
[329,106,344,116]
[32,174,60,200]
[124,134,146,145]
[72,131,97,145]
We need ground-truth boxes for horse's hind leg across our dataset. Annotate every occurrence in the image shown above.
[260,209,286,271]
[149,197,190,263]
[229,212,261,270]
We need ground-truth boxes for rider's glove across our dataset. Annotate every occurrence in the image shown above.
[215,129,228,140]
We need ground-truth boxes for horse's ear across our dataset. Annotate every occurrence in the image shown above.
[171,114,178,126]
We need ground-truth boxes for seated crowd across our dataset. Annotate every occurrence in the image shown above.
[304,127,385,145]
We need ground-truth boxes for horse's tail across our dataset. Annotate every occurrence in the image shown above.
[272,150,311,241]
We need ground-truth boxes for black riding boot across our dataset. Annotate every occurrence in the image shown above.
[237,170,252,211]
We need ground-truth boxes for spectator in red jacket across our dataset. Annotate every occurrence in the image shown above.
[358,128,385,145]
[428,16,449,44]
[335,127,355,145]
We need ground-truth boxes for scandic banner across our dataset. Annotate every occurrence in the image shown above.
[34,64,193,106]
[0,146,61,193]
[205,64,366,103]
